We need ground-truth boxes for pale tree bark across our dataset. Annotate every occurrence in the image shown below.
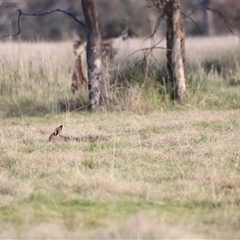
[165,0,186,100]
[82,0,109,112]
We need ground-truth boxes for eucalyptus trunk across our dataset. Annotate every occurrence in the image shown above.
[82,0,109,112]
[165,0,186,100]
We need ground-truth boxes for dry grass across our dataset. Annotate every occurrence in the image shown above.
[1,35,240,238]
[1,35,240,115]
[1,110,240,238]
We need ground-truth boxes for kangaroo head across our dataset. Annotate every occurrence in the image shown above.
[49,125,63,141]
[53,125,63,136]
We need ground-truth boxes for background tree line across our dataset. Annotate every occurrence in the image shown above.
[0,0,239,41]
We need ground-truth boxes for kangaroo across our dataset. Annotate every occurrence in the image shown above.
[71,40,88,94]
[48,125,111,142]
[71,27,130,94]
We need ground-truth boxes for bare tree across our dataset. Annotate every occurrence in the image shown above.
[82,0,109,112]
[165,0,186,100]
[148,0,186,100]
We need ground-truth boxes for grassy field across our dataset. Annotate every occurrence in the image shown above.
[1,36,240,238]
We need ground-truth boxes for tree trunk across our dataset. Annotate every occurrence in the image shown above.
[202,0,215,36]
[165,0,186,101]
[82,0,109,112]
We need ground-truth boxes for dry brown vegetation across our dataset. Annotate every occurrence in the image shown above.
[1,36,240,238]
[1,110,240,238]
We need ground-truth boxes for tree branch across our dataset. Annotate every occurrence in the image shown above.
[187,4,238,37]
[181,12,202,35]
[120,37,167,70]
[149,11,166,39]
[204,6,238,36]
[1,6,86,39]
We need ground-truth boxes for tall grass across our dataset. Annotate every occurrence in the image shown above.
[0,35,240,117]
[0,42,73,116]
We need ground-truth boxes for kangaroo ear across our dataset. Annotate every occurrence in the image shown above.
[54,125,63,136]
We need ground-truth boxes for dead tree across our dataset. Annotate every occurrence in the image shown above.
[147,0,186,100]
[82,0,109,112]
[165,0,186,100]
